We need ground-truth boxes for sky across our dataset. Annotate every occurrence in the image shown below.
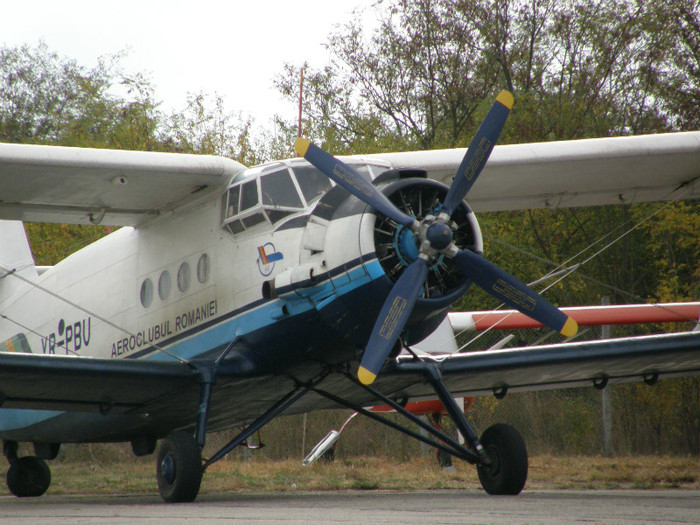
[1,0,379,126]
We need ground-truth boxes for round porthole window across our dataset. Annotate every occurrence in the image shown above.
[140,278,154,308]
[158,270,171,300]
[197,254,210,284]
[177,262,191,292]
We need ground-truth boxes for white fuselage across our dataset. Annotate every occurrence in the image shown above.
[0,156,393,365]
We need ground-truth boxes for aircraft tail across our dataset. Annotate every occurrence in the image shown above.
[0,220,38,301]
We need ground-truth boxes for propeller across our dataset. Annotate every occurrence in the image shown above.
[452,248,578,337]
[357,257,428,385]
[295,91,578,385]
[441,91,514,218]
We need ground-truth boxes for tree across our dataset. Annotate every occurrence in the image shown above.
[277,0,689,149]
[0,42,85,144]
[0,43,163,150]
[649,0,700,130]
[163,92,258,163]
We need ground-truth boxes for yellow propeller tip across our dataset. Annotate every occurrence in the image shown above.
[357,366,377,386]
[496,90,514,110]
[294,137,310,156]
[560,317,578,338]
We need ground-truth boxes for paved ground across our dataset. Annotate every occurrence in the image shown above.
[0,489,698,524]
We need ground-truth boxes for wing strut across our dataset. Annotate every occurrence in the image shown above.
[202,372,328,469]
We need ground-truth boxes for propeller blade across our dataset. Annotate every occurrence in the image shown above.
[453,249,578,337]
[358,257,429,385]
[295,138,418,229]
[442,91,513,217]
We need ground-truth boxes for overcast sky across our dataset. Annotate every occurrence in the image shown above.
[1,1,378,125]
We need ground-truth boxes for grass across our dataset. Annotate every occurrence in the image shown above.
[10,454,699,497]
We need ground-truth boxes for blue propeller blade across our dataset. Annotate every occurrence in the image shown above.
[442,91,513,217]
[358,257,429,385]
[453,249,578,337]
[295,138,418,230]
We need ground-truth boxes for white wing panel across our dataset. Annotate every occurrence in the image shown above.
[0,143,246,225]
[3,132,698,225]
[364,132,700,212]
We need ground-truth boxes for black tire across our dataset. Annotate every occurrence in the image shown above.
[6,456,51,497]
[476,423,528,495]
[156,431,202,503]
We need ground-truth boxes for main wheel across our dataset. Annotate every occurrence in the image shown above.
[6,456,51,497]
[156,431,202,503]
[476,423,528,495]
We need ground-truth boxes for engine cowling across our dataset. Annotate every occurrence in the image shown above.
[372,176,483,309]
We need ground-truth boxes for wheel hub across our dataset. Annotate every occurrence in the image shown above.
[160,453,176,484]
[483,445,501,478]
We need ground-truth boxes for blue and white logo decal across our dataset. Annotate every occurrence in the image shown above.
[257,243,283,276]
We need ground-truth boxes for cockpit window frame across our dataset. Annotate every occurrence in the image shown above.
[222,177,270,236]
[221,159,392,237]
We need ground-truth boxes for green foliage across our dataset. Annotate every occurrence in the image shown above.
[275,0,697,152]
[0,42,85,144]
[634,201,700,303]
[649,1,700,130]
[163,92,260,164]
[0,43,162,150]
[23,223,110,266]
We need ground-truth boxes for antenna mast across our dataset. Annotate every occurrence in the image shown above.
[297,67,304,139]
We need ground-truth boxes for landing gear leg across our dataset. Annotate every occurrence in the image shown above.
[422,364,527,494]
[335,360,529,495]
[156,363,213,503]
[3,441,51,497]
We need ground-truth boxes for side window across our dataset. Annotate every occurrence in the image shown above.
[226,185,240,217]
[177,262,191,292]
[294,166,333,204]
[140,279,154,308]
[239,181,258,211]
[197,254,210,283]
[242,213,266,228]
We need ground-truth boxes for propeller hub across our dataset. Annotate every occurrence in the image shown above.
[426,221,453,251]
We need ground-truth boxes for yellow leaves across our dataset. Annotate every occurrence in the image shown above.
[635,201,700,303]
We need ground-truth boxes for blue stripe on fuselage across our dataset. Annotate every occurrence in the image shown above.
[139,256,384,362]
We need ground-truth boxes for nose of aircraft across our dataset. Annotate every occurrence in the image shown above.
[295,91,577,384]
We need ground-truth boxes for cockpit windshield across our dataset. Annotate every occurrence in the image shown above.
[293,165,333,203]
[221,159,390,235]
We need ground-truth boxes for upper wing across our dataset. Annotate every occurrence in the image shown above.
[2,131,698,226]
[364,131,700,212]
[0,142,245,226]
